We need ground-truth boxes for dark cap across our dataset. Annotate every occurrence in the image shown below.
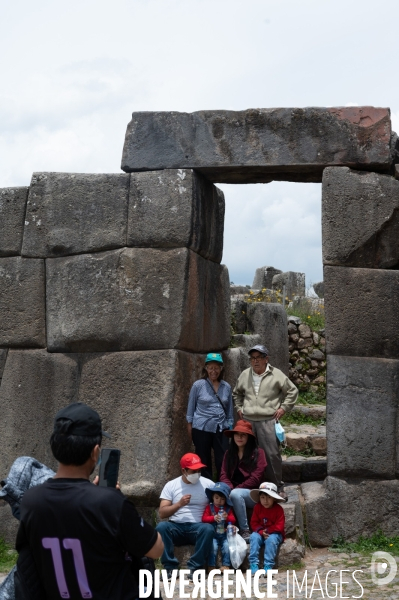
[248,344,269,356]
[53,402,111,438]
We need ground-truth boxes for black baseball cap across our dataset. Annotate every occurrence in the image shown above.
[53,402,111,438]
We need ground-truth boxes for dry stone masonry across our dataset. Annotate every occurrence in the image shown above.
[0,105,398,549]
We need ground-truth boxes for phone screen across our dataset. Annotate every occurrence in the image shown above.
[98,448,121,488]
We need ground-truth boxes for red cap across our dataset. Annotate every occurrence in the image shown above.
[180,453,207,470]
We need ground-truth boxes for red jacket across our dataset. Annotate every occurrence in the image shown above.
[250,502,285,539]
[220,448,267,490]
[202,504,237,525]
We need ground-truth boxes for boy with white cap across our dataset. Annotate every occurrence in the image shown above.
[248,482,285,575]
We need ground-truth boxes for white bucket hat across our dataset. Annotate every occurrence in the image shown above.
[250,482,284,503]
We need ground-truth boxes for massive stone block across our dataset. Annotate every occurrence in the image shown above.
[0,187,29,256]
[272,271,305,299]
[324,266,399,358]
[128,169,224,263]
[0,257,45,347]
[46,248,230,353]
[252,266,282,290]
[245,303,289,375]
[21,172,130,257]
[302,477,399,546]
[121,107,392,183]
[0,350,80,476]
[327,355,399,479]
[77,350,204,503]
[323,167,399,268]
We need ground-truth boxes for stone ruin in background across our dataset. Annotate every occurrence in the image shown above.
[1,106,399,548]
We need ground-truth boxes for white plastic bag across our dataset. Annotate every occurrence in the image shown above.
[227,530,248,569]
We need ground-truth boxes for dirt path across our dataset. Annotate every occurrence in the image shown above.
[1,547,398,599]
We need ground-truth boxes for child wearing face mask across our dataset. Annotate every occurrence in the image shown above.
[202,482,236,573]
[248,482,285,575]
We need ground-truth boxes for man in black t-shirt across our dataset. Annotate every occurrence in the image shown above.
[16,402,163,600]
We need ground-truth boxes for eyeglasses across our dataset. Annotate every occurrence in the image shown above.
[249,355,266,362]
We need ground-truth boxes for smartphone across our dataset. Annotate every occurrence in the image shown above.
[98,448,121,488]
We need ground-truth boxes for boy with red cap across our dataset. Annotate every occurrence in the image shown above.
[156,453,214,580]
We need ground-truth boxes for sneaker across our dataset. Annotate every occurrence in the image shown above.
[165,569,179,581]
[240,529,251,542]
[250,563,259,575]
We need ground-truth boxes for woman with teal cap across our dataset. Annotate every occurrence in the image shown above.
[186,353,234,480]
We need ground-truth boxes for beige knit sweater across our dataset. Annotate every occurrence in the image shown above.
[233,365,298,421]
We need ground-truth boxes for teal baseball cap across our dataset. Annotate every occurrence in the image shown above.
[205,352,224,364]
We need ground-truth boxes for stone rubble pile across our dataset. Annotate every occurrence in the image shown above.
[287,317,326,394]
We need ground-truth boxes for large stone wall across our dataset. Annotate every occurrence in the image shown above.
[302,163,399,544]
[0,169,229,542]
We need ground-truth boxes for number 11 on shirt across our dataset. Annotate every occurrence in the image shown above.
[42,537,93,599]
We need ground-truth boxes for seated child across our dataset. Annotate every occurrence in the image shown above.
[248,482,285,575]
[202,482,236,572]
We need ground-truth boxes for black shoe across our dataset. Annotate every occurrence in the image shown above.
[165,569,179,581]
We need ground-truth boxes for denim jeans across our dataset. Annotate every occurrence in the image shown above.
[208,531,231,567]
[248,532,283,570]
[156,521,214,570]
[229,488,256,530]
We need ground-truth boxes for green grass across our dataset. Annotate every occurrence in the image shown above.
[287,308,325,330]
[280,411,325,427]
[281,561,305,570]
[0,538,17,572]
[330,530,399,555]
[281,446,317,458]
[297,388,326,405]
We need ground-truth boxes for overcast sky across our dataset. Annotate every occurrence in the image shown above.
[1,0,398,288]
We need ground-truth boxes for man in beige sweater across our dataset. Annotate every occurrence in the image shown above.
[233,344,298,500]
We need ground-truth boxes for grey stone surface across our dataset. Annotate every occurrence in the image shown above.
[313,281,324,298]
[0,350,80,477]
[245,303,289,375]
[78,350,204,504]
[288,316,301,325]
[327,355,399,478]
[0,257,45,347]
[292,405,326,420]
[46,248,230,353]
[324,266,399,358]
[323,167,399,268]
[230,334,262,376]
[128,169,224,263]
[231,299,247,334]
[0,349,8,380]
[283,456,327,482]
[272,271,305,299]
[252,266,282,290]
[230,285,249,295]
[121,107,392,183]
[302,476,399,546]
[0,187,29,256]
[222,347,242,390]
[21,172,130,257]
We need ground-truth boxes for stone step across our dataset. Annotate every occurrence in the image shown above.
[291,404,326,419]
[283,455,327,483]
[284,424,326,455]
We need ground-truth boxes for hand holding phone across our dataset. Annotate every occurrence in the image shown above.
[98,448,121,488]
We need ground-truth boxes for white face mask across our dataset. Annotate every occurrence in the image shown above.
[186,472,201,484]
